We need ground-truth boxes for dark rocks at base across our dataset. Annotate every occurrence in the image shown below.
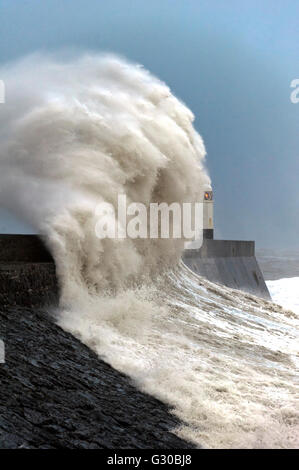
[0,306,195,449]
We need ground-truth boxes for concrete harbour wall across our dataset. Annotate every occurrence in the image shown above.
[0,234,271,305]
[183,239,271,299]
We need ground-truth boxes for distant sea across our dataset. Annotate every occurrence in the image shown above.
[257,248,299,314]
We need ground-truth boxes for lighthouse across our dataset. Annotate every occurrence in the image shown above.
[203,190,214,239]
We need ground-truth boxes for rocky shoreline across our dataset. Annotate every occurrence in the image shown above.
[0,266,195,449]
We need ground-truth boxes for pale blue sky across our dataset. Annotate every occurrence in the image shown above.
[0,0,298,248]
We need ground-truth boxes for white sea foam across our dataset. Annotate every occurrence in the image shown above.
[267,278,299,315]
[0,53,298,448]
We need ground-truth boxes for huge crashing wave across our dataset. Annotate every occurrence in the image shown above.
[0,53,298,448]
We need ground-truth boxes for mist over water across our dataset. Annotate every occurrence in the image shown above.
[0,54,298,448]
[0,53,210,296]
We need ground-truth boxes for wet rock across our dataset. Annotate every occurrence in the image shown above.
[0,305,195,449]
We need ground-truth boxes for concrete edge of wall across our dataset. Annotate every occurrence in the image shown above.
[0,234,53,263]
[183,239,271,300]
[0,234,271,301]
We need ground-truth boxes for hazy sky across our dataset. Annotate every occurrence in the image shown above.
[0,0,298,249]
